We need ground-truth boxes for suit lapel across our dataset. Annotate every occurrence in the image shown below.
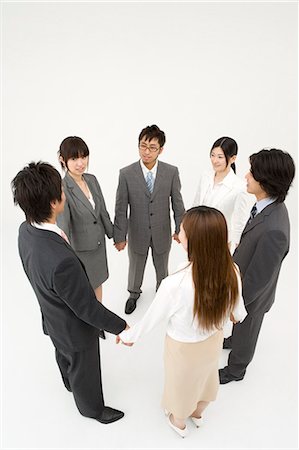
[65,173,97,218]
[151,162,165,200]
[84,176,100,218]
[241,202,277,236]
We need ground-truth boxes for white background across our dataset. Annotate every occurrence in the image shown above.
[1,1,298,449]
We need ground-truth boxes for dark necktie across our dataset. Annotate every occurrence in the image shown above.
[248,204,257,225]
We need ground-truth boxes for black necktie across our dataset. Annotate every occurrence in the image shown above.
[248,204,257,224]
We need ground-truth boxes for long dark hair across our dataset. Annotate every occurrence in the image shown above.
[182,206,239,331]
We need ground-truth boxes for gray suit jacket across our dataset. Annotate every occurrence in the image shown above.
[57,173,113,252]
[114,161,185,255]
[233,202,290,316]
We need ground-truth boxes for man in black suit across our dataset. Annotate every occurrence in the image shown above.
[219,149,295,384]
[12,162,128,423]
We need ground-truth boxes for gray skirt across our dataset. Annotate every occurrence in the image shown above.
[162,330,224,419]
[76,241,109,290]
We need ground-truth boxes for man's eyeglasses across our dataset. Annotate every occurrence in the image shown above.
[139,143,160,153]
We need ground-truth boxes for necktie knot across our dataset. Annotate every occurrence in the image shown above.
[146,171,154,193]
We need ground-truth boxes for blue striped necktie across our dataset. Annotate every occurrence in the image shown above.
[146,171,154,194]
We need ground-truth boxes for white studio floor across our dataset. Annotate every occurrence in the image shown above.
[2,235,298,450]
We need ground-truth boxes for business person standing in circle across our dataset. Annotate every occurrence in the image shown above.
[193,137,254,253]
[57,136,113,339]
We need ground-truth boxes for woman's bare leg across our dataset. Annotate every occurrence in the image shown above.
[170,415,186,430]
[191,401,209,418]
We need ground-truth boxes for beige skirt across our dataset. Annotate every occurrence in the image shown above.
[162,330,223,419]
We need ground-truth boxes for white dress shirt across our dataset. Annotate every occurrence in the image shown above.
[193,169,255,253]
[119,263,247,344]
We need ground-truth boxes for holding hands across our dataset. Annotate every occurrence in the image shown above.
[114,241,127,251]
[116,323,134,346]
[172,233,181,243]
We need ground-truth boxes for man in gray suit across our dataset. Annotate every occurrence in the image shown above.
[114,124,185,314]
[219,149,295,384]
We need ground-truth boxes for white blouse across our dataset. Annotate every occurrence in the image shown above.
[193,169,255,253]
[119,263,247,344]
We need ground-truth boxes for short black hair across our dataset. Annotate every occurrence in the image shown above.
[138,125,166,147]
[12,162,62,223]
[210,137,238,174]
[58,136,89,169]
[250,149,295,202]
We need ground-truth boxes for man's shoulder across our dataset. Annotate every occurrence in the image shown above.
[158,161,178,172]
[119,161,139,174]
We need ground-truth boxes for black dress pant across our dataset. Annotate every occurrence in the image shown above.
[227,313,265,378]
[55,338,105,418]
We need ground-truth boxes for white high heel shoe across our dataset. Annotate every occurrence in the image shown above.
[190,415,204,427]
[165,412,188,438]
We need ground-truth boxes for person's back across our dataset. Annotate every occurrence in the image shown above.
[118,206,247,437]
[12,161,127,424]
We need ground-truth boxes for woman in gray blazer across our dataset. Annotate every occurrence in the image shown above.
[57,136,113,338]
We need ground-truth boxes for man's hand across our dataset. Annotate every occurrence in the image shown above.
[116,324,134,346]
[116,335,134,347]
[114,241,127,251]
[172,233,180,243]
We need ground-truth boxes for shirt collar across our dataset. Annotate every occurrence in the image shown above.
[31,221,64,237]
[140,159,158,177]
[209,168,235,187]
[255,197,277,214]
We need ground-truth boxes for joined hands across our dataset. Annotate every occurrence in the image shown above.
[116,323,134,346]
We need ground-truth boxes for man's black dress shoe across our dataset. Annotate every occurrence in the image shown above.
[125,297,138,314]
[223,336,232,349]
[219,368,244,384]
[96,406,124,424]
[99,329,106,340]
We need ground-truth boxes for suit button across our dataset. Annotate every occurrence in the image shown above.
[149,226,151,229]
[93,220,97,224]
[97,241,101,245]
[150,213,153,216]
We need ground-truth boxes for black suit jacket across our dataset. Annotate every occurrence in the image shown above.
[18,222,126,351]
[233,202,290,316]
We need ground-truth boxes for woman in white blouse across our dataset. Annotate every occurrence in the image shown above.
[118,206,247,437]
[193,137,254,253]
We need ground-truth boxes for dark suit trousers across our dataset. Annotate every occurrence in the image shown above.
[55,339,105,418]
[128,240,169,297]
[227,313,265,378]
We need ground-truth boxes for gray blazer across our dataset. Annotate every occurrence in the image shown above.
[57,173,113,252]
[233,202,290,316]
[114,161,185,255]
